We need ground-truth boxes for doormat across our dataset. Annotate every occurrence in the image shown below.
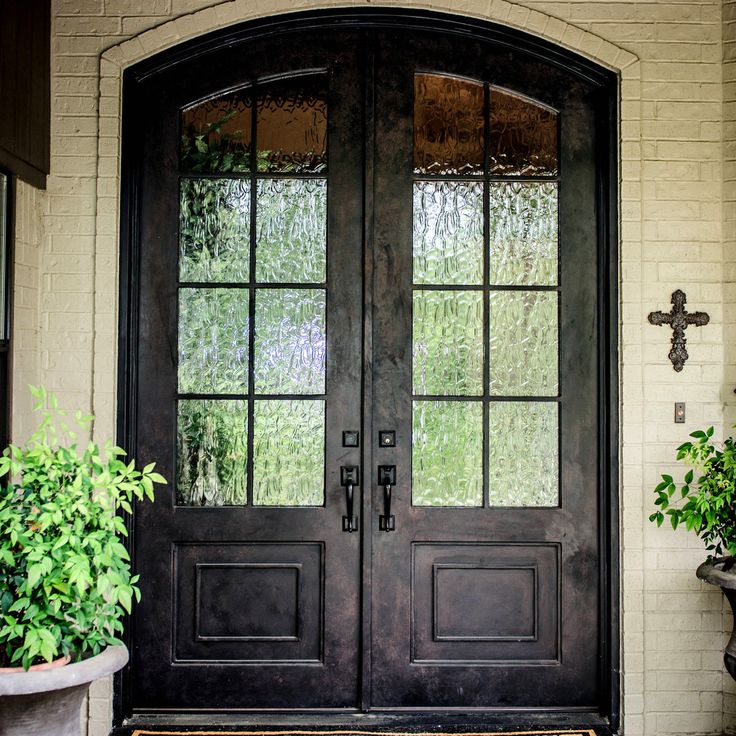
[132,730,597,736]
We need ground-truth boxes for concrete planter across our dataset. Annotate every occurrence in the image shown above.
[0,645,128,736]
[697,557,736,680]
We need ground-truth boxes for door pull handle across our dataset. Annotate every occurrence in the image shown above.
[341,466,359,533]
[378,465,396,532]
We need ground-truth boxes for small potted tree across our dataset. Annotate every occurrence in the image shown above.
[0,387,165,735]
[651,425,736,677]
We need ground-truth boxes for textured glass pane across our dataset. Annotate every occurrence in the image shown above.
[257,77,327,173]
[413,290,483,396]
[254,289,326,394]
[489,182,558,286]
[490,291,558,396]
[413,181,483,285]
[180,178,250,283]
[253,400,325,505]
[414,74,484,175]
[489,401,558,506]
[256,179,326,283]
[412,400,482,506]
[177,400,248,506]
[181,91,252,173]
[489,88,557,177]
[178,288,249,393]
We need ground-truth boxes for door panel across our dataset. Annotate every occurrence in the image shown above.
[130,30,364,710]
[122,18,613,718]
[370,31,600,708]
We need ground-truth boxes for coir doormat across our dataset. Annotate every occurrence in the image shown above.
[132,730,597,736]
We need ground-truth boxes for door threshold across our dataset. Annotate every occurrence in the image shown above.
[116,711,616,735]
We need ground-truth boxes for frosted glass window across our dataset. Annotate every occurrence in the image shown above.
[253,400,325,506]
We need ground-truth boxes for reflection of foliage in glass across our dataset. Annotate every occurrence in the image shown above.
[256,83,327,174]
[489,291,558,396]
[413,180,483,285]
[413,74,485,176]
[488,401,558,507]
[254,288,326,394]
[180,178,250,282]
[412,400,483,506]
[181,103,252,173]
[489,182,558,286]
[177,400,248,506]
[413,290,483,396]
[253,400,325,506]
[489,88,558,177]
[256,178,326,283]
[178,288,249,394]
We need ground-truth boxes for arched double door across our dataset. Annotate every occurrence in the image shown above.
[120,12,617,721]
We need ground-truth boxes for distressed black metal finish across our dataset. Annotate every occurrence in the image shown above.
[370,29,602,710]
[378,465,397,532]
[648,289,710,371]
[341,466,360,532]
[120,29,364,712]
[117,8,619,730]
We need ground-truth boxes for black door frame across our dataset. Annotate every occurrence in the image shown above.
[116,8,619,729]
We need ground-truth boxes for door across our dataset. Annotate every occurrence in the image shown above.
[370,31,601,708]
[121,15,615,718]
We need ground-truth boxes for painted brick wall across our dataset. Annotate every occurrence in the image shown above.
[8,0,734,734]
[11,179,43,442]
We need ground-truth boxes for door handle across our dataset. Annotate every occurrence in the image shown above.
[341,466,359,532]
[378,465,396,532]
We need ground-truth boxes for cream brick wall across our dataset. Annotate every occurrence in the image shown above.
[12,180,44,442]
[8,0,735,733]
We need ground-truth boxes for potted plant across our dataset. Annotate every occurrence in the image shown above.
[650,425,736,677]
[0,387,165,735]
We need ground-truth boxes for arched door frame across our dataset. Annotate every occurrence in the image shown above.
[116,9,619,729]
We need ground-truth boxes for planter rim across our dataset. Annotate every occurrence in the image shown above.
[696,556,736,589]
[0,645,128,696]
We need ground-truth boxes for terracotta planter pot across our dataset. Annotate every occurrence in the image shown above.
[0,645,128,736]
[0,654,71,674]
[697,557,736,680]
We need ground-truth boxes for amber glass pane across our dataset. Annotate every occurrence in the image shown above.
[414,74,484,176]
[490,291,558,396]
[177,400,248,506]
[489,88,558,177]
[254,288,326,394]
[413,181,483,285]
[413,290,484,396]
[412,400,483,507]
[256,178,327,283]
[257,77,327,173]
[178,288,249,394]
[180,178,250,283]
[488,401,558,506]
[181,91,252,173]
[489,182,558,286]
[253,399,325,506]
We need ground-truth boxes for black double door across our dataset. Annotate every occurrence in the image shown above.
[123,18,613,718]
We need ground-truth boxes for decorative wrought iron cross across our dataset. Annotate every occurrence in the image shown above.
[648,289,710,372]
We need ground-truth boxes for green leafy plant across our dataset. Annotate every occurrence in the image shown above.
[180,110,250,173]
[650,426,736,558]
[0,387,166,670]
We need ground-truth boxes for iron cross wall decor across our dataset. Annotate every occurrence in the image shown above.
[648,289,710,371]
